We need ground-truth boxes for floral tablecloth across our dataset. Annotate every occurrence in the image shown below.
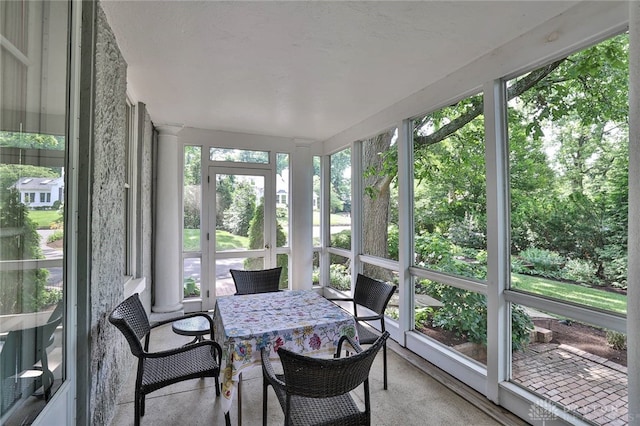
[213,290,358,414]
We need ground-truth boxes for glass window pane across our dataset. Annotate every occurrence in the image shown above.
[276,253,289,290]
[0,1,69,421]
[276,153,289,247]
[362,128,398,261]
[183,146,201,252]
[312,251,320,286]
[329,253,351,293]
[412,93,487,281]
[209,147,269,163]
[507,33,628,315]
[183,257,201,299]
[414,279,487,365]
[329,149,351,249]
[313,156,321,247]
[215,174,264,251]
[512,309,627,424]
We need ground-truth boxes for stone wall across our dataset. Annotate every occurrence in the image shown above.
[89,4,129,425]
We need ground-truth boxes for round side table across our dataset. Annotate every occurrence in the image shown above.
[171,316,211,345]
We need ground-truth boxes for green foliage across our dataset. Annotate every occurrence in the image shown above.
[518,247,564,279]
[330,149,351,210]
[329,263,351,291]
[422,282,532,351]
[183,185,201,229]
[47,230,64,244]
[183,146,201,186]
[224,183,256,237]
[0,164,59,193]
[428,284,488,345]
[0,188,50,314]
[183,277,200,297]
[330,229,351,249]
[387,225,399,260]
[244,201,288,286]
[562,258,602,286]
[606,330,626,350]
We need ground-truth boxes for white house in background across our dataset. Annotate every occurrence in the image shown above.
[276,169,318,210]
[12,177,64,208]
[276,169,289,207]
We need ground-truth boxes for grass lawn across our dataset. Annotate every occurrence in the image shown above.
[313,211,352,226]
[511,273,626,314]
[183,229,249,251]
[27,210,60,229]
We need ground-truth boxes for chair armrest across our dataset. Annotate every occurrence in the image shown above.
[150,312,213,330]
[261,348,285,388]
[354,314,383,322]
[335,335,362,358]
[326,297,354,302]
[144,339,223,364]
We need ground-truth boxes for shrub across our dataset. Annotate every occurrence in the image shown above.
[328,263,351,291]
[47,230,64,244]
[183,185,201,229]
[0,188,50,314]
[183,277,200,297]
[562,258,602,286]
[424,282,532,351]
[606,330,627,350]
[518,247,564,278]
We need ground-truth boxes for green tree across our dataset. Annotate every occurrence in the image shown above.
[224,181,256,237]
[0,189,49,314]
[246,200,288,286]
[215,174,235,230]
[183,146,201,186]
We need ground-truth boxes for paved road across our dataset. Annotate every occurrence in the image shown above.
[37,230,63,288]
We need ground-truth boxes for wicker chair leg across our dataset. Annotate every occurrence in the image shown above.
[140,393,146,417]
[134,392,141,426]
[224,411,231,426]
[215,376,221,396]
[383,342,388,390]
[262,381,268,426]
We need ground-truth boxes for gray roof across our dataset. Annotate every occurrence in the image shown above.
[13,177,63,190]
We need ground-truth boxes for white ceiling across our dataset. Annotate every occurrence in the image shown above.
[101,1,579,142]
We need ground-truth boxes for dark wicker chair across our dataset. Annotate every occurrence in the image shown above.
[261,331,389,426]
[230,267,282,295]
[108,293,222,426]
[329,273,395,389]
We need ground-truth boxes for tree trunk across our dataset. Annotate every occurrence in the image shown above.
[362,130,394,281]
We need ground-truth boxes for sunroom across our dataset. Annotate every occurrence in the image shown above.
[1,1,640,425]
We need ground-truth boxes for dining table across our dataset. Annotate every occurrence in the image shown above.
[213,289,359,424]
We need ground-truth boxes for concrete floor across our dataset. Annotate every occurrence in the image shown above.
[111,323,524,426]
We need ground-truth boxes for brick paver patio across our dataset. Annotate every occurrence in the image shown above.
[512,343,628,425]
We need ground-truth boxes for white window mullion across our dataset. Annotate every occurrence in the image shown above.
[351,141,363,290]
[484,79,510,404]
[397,119,414,341]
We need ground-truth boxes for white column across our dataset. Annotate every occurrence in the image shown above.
[628,3,640,424]
[290,145,313,290]
[152,125,183,314]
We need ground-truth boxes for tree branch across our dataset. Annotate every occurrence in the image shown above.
[414,58,566,148]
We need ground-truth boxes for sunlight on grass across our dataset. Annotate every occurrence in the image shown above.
[183,229,250,251]
[183,229,201,251]
[313,211,352,226]
[511,273,626,314]
[215,230,249,250]
[27,210,60,229]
